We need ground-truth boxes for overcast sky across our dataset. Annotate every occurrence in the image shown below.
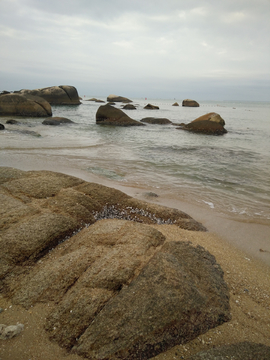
[0,0,269,100]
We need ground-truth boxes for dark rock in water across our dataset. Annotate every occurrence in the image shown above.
[143,191,159,198]
[18,85,81,105]
[178,113,227,135]
[122,104,137,110]
[182,99,200,107]
[0,93,52,117]
[0,123,5,130]
[95,99,105,103]
[141,117,172,124]
[107,102,115,105]
[144,103,159,110]
[6,119,20,125]
[96,104,143,126]
[107,94,132,103]
[42,117,75,126]
[188,341,270,360]
[0,168,231,360]
[172,102,179,106]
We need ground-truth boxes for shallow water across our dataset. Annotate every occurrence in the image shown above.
[1,98,270,224]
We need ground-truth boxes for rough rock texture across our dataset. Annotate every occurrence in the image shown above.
[18,85,81,105]
[107,94,132,103]
[0,167,232,360]
[42,117,75,126]
[96,104,144,126]
[178,113,227,135]
[144,103,159,110]
[188,341,270,360]
[182,99,200,107]
[0,93,52,117]
[141,117,172,124]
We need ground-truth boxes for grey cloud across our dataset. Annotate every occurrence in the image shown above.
[0,0,269,100]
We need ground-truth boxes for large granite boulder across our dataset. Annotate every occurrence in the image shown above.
[0,167,231,360]
[42,117,75,126]
[178,112,227,135]
[141,117,172,124]
[0,93,52,117]
[18,85,81,105]
[182,99,200,107]
[96,104,144,126]
[188,342,270,360]
[107,94,132,103]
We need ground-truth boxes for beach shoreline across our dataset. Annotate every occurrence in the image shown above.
[1,159,269,266]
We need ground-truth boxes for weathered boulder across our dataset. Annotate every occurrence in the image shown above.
[0,123,4,130]
[141,117,172,124]
[0,93,52,117]
[144,103,159,110]
[96,104,143,126]
[0,168,232,360]
[178,113,227,135]
[182,99,200,107]
[192,112,225,126]
[122,104,137,110]
[42,117,75,126]
[18,85,81,105]
[172,102,179,106]
[107,94,132,103]
[188,342,270,360]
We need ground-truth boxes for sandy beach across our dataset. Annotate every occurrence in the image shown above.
[0,167,269,360]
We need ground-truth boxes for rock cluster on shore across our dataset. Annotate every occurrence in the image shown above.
[0,167,233,360]
[0,85,80,118]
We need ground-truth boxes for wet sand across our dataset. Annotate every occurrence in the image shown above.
[0,164,269,359]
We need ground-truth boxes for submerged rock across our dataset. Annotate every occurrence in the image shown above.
[0,167,231,360]
[182,99,200,107]
[42,117,75,126]
[122,104,137,110]
[96,104,143,126]
[141,117,172,124]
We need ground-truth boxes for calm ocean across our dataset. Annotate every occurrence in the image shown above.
[1,98,270,224]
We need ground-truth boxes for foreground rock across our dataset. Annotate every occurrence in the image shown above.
[0,93,52,117]
[42,117,75,126]
[141,117,172,124]
[107,94,132,103]
[182,99,200,107]
[0,323,24,340]
[18,85,81,105]
[188,341,270,360]
[96,104,143,126]
[0,168,232,359]
[178,112,227,135]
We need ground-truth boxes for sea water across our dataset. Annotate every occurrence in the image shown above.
[0,98,269,224]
